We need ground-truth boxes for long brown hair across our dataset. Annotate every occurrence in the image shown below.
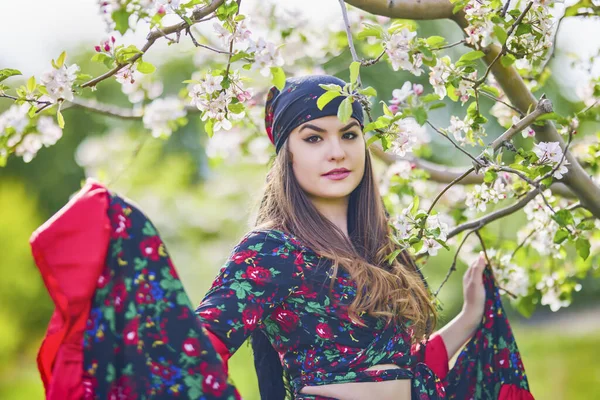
[254,138,437,341]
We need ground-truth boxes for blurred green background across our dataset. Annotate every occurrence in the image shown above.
[1,14,600,400]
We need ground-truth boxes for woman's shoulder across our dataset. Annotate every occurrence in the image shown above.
[239,227,310,252]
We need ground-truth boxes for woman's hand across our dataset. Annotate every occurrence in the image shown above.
[437,252,488,360]
[461,251,487,326]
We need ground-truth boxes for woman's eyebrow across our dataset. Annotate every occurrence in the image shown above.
[299,121,360,133]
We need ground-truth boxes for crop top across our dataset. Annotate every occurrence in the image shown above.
[196,229,448,398]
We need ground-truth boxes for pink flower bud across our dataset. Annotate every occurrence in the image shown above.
[413,84,424,95]
[95,45,102,52]
[111,36,116,43]
[389,104,399,114]
[104,43,111,52]
[157,6,166,14]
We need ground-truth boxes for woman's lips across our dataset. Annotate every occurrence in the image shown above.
[323,171,350,180]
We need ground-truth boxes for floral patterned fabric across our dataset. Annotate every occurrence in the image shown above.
[81,192,240,400]
[197,229,534,400]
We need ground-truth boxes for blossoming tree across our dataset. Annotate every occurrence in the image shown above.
[1,0,600,315]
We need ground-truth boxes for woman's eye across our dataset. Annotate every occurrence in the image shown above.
[305,135,322,143]
[343,132,358,139]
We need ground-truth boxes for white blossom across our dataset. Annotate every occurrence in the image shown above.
[247,37,284,77]
[142,97,187,138]
[0,103,30,138]
[39,63,80,103]
[493,254,530,297]
[447,115,467,144]
[418,237,443,256]
[533,141,563,163]
[389,118,422,156]
[429,59,450,99]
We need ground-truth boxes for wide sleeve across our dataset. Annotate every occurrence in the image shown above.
[411,332,449,380]
[196,230,301,356]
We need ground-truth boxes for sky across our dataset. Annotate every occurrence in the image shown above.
[1,0,599,100]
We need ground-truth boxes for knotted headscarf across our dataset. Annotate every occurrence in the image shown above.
[264,75,365,153]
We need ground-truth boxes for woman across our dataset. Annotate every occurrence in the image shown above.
[195,75,488,400]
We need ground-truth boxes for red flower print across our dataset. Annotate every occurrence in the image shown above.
[97,269,110,289]
[435,378,446,396]
[200,362,228,397]
[419,393,430,400]
[495,348,511,369]
[182,337,201,357]
[295,284,318,299]
[242,306,262,331]
[108,376,137,400]
[167,258,178,278]
[139,236,163,261]
[109,203,131,239]
[316,323,334,340]
[232,249,258,264]
[246,265,271,285]
[198,307,222,320]
[123,317,140,346]
[82,374,98,400]
[110,281,127,312]
[272,306,300,333]
[335,343,359,355]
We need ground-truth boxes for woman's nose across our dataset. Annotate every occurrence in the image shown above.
[327,138,346,160]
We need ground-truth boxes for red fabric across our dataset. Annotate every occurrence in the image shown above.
[411,332,449,380]
[205,328,232,373]
[30,180,110,400]
[499,384,535,400]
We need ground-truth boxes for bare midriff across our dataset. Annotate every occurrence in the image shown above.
[298,364,411,400]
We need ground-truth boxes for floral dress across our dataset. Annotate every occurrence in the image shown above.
[197,229,534,400]
[31,181,534,400]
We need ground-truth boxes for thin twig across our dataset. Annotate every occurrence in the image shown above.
[433,229,478,297]
[426,121,482,165]
[475,1,534,89]
[338,0,362,86]
[510,229,536,259]
[431,39,466,51]
[477,90,524,116]
[362,49,386,67]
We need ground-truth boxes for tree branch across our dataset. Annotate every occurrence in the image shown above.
[368,142,575,198]
[447,189,539,239]
[82,0,226,89]
[344,0,454,20]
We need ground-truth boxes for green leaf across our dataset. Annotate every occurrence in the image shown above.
[357,23,384,40]
[56,51,67,68]
[228,102,245,114]
[551,209,574,227]
[271,67,285,91]
[428,102,446,110]
[319,84,342,92]
[515,23,532,37]
[112,9,131,35]
[56,110,65,129]
[553,229,569,244]
[484,169,498,183]
[337,97,353,123]
[576,237,590,260]
[480,85,500,98]
[366,134,380,147]
[413,107,428,125]
[137,60,156,74]
[456,50,485,66]
[501,54,516,68]
[0,68,22,83]
[447,83,459,102]
[411,196,420,214]
[358,86,377,97]
[513,296,536,318]
[230,51,249,63]
[426,36,446,47]
[349,61,361,85]
[493,25,508,43]
[26,76,36,93]
[205,119,214,138]
[317,91,342,110]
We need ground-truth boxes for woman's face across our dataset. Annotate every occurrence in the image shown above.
[287,115,366,203]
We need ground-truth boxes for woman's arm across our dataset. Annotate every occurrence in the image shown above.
[438,252,487,360]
